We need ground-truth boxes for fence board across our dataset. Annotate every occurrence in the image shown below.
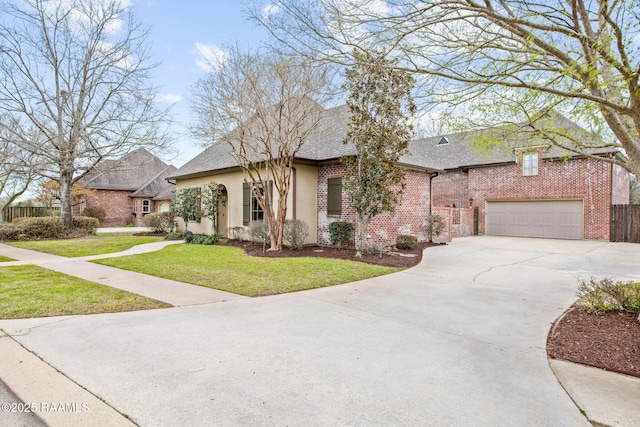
[610,205,640,243]
[2,206,60,223]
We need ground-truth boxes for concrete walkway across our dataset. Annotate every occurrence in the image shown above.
[0,236,638,426]
[0,241,245,307]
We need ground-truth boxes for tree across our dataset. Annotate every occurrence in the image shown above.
[191,46,329,251]
[0,125,39,222]
[341,50,416,256]
[250,0,640,177]
[0,0,170,227]
[35,180,95,210]
[171,188,201,232]
[201,181,224,234]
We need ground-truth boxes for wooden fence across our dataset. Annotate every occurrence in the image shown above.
[610,204,640,243]
[1,206,60,223]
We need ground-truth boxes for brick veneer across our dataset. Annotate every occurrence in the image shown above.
[317,164,432,246]
[84,190,136,226]
[473,158,612,239]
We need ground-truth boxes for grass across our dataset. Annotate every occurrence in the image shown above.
[94,244,400,297]
[7,234,165,257]
[0,256,15,262]
[0,265,170,319]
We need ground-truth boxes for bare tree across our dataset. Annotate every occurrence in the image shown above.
[249,0,640,177]
[0,126,39,222]
[0,0,170,226]
[191,46,329,251]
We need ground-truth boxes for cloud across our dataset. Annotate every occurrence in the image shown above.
[261,3,281,21]
[195,43,229,72]
[156,93,182,104]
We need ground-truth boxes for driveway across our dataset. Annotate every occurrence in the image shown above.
[1,236,638,426]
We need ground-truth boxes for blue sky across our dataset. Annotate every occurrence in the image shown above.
[130,1,272,166]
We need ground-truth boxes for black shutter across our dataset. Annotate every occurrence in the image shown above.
[243,182,250,225]
[327,178,342,216]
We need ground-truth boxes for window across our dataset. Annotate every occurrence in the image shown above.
[327,177,342,216]
[243,181,272,225]
[142,200,150,215]
[523,152,538,176]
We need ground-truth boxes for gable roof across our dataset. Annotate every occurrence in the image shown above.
[83,148,173,191]
[130,165,178,199]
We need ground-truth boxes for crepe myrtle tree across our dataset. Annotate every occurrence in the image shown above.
[250,0,640,177]
[191,45,330,251]
[0,0,170,227]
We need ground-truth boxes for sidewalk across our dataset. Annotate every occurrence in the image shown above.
[0,242,246,307]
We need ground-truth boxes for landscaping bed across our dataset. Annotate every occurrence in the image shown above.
[222,240,438,268]
[547,307,640,378]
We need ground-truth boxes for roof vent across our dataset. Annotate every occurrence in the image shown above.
[437,137,450,146]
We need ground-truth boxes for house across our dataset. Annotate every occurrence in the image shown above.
[76,148,177,226]
[167,105,629,244]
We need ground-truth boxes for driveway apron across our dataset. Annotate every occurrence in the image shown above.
[1,236,638,426]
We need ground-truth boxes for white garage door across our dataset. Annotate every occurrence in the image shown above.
[486,200,584,240]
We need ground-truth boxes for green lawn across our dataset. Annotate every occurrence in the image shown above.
[7,234,165,257]
[0,265,170,319]
[94,244,400,297]
[0,256,15,262]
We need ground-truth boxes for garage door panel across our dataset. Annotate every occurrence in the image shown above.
[486,200,583,240]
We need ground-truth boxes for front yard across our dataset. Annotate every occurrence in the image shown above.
[0,265,170,319]
[7,234,165,257]
[93,244,400,297]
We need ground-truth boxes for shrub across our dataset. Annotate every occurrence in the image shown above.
[185,233,219,245]
[283,219,309,249]
[576,277,640,315]
[143,211,175,233]
[17,217,66,239]
[329,221,353,248]
[72,216,99,234]
[423,215,446,242]
[248,221,270,243]
[227,226,245,241]
[11,217,29,226]
[396,234,418,250]
[165,231,185,240]
[81,206,106,224]
[0,225,21,241]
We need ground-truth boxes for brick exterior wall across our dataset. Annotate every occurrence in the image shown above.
[611,164,630,205]
[83,190,136,226]
[432,170,470,208]
[467,158,613,240]
[317,164,431,246]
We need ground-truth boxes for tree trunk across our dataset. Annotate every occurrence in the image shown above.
[59,171,73,227]
[355,213,368,258]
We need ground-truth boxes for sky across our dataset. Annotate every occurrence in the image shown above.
[129,1,273,167]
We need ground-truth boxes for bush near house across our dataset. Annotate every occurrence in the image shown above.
[577,277,640,315]
[329,221,354,248]
[185,233,220,245]
[248,221,270,243]
[143,211,175,233]
[16,217,66,239]
[227,227,245,241]
[81,206,106,224]
[284,219,309,249]
[72,216,99,234]
[395,234,418,250]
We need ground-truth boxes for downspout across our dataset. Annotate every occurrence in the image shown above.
[292,167,297,220]
[429,172,439,216]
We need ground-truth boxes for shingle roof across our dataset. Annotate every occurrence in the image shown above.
[130,165,177,199]
[169,107,618,180]
[83,148,173,191]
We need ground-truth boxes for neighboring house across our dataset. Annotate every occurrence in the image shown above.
[167,105,629,244]
[76,148,176,226]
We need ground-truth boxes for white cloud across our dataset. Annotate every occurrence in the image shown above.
[195,43,229,72]
[155,93,182,104]
[261,3,281,21]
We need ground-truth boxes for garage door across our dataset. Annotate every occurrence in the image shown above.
[486,200,584,239]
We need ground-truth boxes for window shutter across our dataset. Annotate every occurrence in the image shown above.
[327,177,342,216]
[243,182,250,225]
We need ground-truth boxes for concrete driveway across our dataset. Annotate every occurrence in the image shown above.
[1,236,638,426]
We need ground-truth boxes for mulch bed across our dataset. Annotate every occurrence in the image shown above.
[222,240,439,268]
[547,307,640,378]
